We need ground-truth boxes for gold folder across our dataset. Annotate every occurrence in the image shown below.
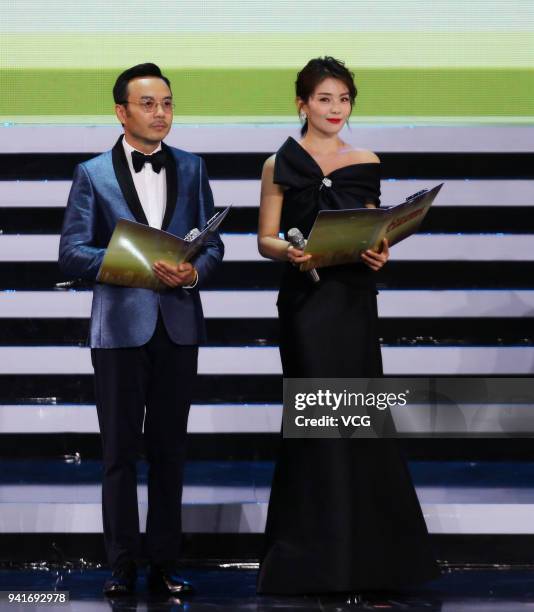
[300,184,443,271]
[96,206,230,290]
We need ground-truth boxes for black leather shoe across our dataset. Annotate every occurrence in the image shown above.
[147,565,194,596]
[103,562,137,597]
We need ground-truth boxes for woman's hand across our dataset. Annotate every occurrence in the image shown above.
[287,245,312,268]
[360,238,389,272]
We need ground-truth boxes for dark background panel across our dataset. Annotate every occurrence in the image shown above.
[1,152,534,180]
[1,317,533,346]
[0,374,283,405]
[3,533,534,565]
[3,206,534,234]
[2,261,533,290]
[1,432,534,462]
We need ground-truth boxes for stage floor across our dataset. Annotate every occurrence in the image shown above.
[1,566,534,611]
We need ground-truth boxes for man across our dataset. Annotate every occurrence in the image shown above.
[59,63,224,596]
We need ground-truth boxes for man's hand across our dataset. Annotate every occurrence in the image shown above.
[153,261,197,288]
[360,238,390,272]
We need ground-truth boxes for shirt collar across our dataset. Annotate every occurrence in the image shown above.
[122,137,162,158]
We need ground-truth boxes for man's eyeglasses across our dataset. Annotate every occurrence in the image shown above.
[121,99,175,113]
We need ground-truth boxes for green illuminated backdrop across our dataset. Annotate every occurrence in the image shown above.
[1,0,533,123]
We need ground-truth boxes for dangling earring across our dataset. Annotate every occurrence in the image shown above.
[299,111,307,123]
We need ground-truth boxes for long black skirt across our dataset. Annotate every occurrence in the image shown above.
[257,280,440,594]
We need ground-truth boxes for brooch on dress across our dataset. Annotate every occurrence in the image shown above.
[320,177,332,190]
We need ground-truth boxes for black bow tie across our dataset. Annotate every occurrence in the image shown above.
[131,149,167,174]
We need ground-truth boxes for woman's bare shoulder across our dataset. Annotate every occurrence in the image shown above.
[263,154,276,170]
[261,154,277,180]
[261,154,285,192]
[345,148,380,164]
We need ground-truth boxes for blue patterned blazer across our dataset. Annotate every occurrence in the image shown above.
[58,136,224,348]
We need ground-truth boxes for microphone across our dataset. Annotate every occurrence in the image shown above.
[287,228,320,283]
[184,228,201,242]
[54,280,81,290]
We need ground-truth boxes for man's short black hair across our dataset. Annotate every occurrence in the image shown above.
[113,63,171,104]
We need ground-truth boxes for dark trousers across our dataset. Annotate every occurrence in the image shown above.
[91,315,198,569]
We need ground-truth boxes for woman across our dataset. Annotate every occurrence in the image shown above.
[257,57,440,596]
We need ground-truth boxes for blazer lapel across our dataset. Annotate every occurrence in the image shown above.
[111,136,149,225]
[161,142,178,231]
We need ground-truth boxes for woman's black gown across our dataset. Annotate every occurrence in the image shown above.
[257,137,440,595]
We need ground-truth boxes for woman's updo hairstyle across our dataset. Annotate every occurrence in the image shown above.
[295,56,357,136]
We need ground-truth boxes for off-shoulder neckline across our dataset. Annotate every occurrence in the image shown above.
[287,136,380,179]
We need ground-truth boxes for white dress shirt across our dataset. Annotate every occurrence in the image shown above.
[121,137,198,288]
[122,138,166,229]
